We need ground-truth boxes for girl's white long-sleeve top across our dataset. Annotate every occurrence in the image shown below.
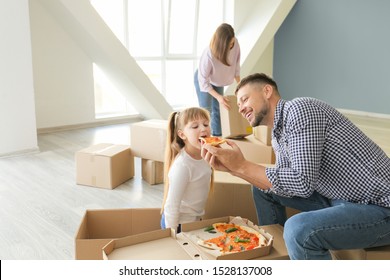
[164,149,212,230]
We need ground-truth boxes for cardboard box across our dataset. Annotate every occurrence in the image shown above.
[75,143,134,189]
[204,171,258,224]
[103,216,276,260]
[257,224,289,260]
[130,119,167,162]
[230,135,275,164]
[75,208,161,260]
[141,159,164,185]
[221,95,253,139]
[253,125,272,146]
[331,246,390,260]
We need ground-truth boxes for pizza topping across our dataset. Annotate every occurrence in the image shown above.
[225,227,238,233]
[199,136,226,146]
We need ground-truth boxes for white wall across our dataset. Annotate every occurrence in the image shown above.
[0,0,38,156]
[30,0,96,129]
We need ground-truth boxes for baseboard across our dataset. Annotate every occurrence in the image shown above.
[0,147,40,158]
[37,115,144,134]
[337,108,390,120]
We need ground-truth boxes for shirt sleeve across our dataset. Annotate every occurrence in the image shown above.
[266,104,327,197]
[198,49,213,92]
[164,162,191,230]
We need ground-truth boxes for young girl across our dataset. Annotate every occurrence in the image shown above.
[194,23,241,136]
[161,107,213,232]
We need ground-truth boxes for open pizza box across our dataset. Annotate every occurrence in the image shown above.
[102,216,274,260]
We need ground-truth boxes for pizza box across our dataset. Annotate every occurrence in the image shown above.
[102,229,203,260]
[181,216,273,260]
[102,216,274,260]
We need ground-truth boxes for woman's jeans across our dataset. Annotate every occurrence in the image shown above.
[194,70,224,136]
[252,187,390,260]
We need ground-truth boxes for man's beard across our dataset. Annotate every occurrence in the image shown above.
[251,106,268,127]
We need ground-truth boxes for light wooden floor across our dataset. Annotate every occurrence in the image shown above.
[0,114,389,260]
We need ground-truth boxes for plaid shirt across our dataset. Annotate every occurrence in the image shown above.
[265,98,390,208]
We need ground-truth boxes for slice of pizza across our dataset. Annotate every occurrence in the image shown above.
[199,136,226,146]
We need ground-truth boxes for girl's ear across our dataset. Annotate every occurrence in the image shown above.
[177,129,186,141]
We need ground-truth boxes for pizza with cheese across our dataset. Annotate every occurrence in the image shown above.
[198,222,267,254]
[199,136,226,146]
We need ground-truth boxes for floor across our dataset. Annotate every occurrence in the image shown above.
[0,122,164,260]
[0,113,389,260]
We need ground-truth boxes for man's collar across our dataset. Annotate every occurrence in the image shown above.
[273,99,286,129]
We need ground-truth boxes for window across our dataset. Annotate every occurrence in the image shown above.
[90,0,226,116]
[93,64,137,118]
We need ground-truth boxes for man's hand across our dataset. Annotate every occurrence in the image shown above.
[201,140,245,172]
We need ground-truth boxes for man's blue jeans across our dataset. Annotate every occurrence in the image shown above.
[194,70,224,136]
[252,187,390,259]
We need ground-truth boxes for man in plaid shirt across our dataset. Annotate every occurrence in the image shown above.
[201,73,390,259]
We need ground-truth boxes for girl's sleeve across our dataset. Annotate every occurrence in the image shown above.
[163,163,190,230]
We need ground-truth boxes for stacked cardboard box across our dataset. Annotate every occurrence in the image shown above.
[130,119,167,162]
[220,95,252,139]
[253,125,272,146]
[205,171,259,224]
[141,158,164,185]
[229,135,275,164]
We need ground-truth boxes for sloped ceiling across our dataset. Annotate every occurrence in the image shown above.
[37,0,296,119]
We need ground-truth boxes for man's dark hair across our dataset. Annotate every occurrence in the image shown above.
[235,73,278,94]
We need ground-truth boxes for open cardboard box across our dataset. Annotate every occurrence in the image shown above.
[75,208,161,260]
[102,216,274,260]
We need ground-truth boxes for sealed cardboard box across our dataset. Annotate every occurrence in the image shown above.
[253,125,272,146]
[76,143,134,189]
[130,119,167,162]
[230,135,275,164]
[75,208,161,260]
[103,216,277,260]
[204,171,258,224]
[141,159,164,185]
[220,95,252,139]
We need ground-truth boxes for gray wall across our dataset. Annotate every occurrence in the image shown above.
[274,0,390,115]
